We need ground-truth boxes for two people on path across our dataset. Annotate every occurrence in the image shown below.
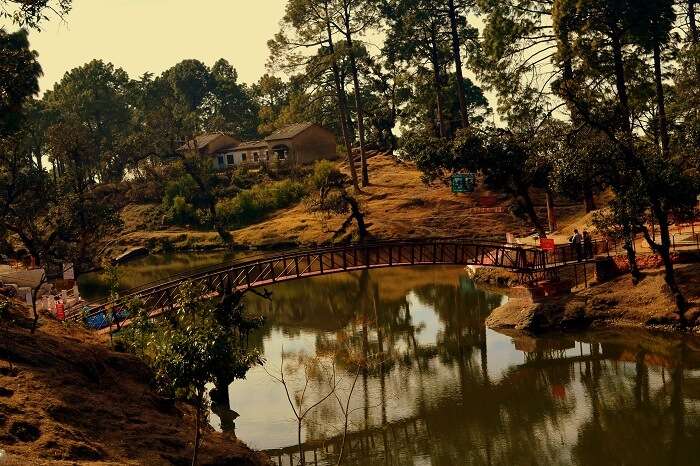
[569,229,594,261]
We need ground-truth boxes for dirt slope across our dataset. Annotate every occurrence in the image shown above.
[0,309,270,465]
[114,154,590,253]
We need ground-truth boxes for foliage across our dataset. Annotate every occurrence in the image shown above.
[120,282,263,465]
[0,29,41,136]
[403,126,549,235]
[306,161,368,241]
[0,0,71,29]
[216,180,307,228]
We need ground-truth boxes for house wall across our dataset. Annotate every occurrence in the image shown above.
[289,126,338,164]
[233,147,269,165]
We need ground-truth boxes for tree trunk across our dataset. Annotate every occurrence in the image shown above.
[182,156,232,245]
[517,188,546,238]
[429,25,447,138]
[325,8,360,192]
[583,188,596,213]
[344,13,369,186]
[611,28,631,133]
[647,201,687,322]
[622,223,641,284]
[192,391,202,466]
[447,0,469,128]
[690,0,699,44]
[297,421,304,465]
[344,193,367,241]
[688,0,700,77]
[653,41,670,158]
[545,190,557,233]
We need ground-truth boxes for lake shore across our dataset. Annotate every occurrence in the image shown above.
[480,262,700,335]
[0,306,271,465]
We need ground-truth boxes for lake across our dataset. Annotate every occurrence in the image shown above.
[80,256,700,465]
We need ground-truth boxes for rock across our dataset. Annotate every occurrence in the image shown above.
[68,442,103,460]
[9,421,40,442]
[112,246,149,265]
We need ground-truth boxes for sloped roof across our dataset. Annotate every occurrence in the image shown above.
[178,132,238,153]
[236,140,268,150]
[264,122,316,141]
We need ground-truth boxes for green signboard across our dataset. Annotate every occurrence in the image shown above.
[451,173,476,193]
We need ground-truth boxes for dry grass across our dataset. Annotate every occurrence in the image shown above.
[0,309,270,465]
[112,153,601,253]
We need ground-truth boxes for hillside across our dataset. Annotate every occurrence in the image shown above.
[112,154,591,254]
[0,307,270,465]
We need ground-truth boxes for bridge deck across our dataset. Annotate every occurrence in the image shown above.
[68,238,607,329]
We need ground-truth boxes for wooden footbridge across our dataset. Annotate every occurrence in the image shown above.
[67,238,605,329]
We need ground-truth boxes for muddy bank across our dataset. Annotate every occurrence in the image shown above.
[481,263,700,335]
[0,305,271,465]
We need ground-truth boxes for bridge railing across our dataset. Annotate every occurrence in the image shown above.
[543,240,609,266]
[67,238,542,327]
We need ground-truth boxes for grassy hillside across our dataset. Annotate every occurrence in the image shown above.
[0,307,269,465]
[111,154,594,255]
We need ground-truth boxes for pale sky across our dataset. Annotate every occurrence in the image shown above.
[7,0,289,92]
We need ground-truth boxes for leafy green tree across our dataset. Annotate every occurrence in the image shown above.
[270,0,361,191]
[128,282,262,466]
[43,60,133,182]
[405,126,549,237]
[552,0,695,318]
[252,74,290,135]
[201,58,259,138]
[329,0,381,186]
[382,0,453,137]
[0,0,71,29]
[0,29,41,136]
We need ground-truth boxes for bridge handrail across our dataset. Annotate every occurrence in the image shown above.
[69,237,538,320]
[85,236,518,304]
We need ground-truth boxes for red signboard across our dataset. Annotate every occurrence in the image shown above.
[479,195,498,208]
[55,302,65,321]
[540,238,556,252]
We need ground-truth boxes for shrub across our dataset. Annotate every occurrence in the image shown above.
[168,196,198,226]
[216,180,307,228]
[309,160,337,191]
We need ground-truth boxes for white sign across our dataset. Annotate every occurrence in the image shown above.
[62,262,74,280]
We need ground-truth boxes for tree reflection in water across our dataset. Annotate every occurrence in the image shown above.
[222,267,700,466]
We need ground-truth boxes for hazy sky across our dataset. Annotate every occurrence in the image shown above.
[9,0,288,92]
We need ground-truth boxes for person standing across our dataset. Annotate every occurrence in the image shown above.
[583,230,593,259]
[569,229,583,261]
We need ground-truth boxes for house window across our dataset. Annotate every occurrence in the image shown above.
[253,152,259,162]
[226,153,234,165]
[217,155,224,167]
[277,151,286,161]
[241,153,247,162]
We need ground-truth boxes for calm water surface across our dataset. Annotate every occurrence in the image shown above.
[78,250,249,300]
[82,257,700,465]
[218,266,700,466]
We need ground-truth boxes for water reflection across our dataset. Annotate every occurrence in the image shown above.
[78,250,248,300]
[217,266,700,466]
